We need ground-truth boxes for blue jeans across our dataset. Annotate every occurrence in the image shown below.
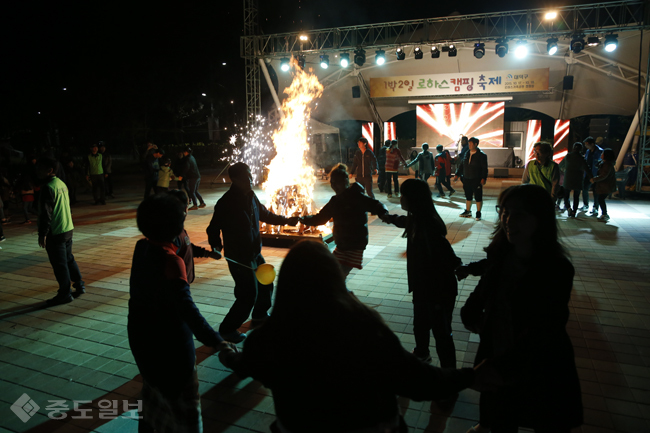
[45,231,83,297]
[187,178,205,206]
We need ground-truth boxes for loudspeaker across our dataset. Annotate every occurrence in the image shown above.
[563,76,574,90]
[352,86,361,98]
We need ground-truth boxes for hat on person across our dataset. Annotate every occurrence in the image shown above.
[595,137,604,145]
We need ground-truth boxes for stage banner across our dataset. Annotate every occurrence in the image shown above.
[553,119,570,162]
[416,102,505,148]
[525,120,542,164]
[362,122,374,150]
[370,68,549,98]
[384,122,396,142]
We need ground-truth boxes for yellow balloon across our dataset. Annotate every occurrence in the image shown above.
[255,263,276,285]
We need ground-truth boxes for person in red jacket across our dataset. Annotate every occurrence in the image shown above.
[384,140,407,198]
[435,145,456,198]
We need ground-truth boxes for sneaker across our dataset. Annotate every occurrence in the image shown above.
[0,236,5,242]
[45,294,74,306]
[198,203,207,208]
[220,331,247,344]
[1,218,10,224]
[387,194,392,198]
[568,210,576,218]
[598,214,610,221]
[460,210,472,218]
[21,220,32,225]
[589,209,598,216]
[437,194,446,198]
[395,193,401,198]
[411,349,432,363]
[475,211,482,221]
[448,190,455,197]
[188,205,199,211]
[580,205,589,211]
[72,286,86,298]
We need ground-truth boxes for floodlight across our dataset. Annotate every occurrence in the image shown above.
[547,38,558,55]
[320,55,329,69]
[473,42,485,59]
[587,36,600,46]
[280,57,290,72]
[354,49,366,67]
[340,53,350,68]
[396,48,405,60]
[545,11,557,20]
[414,47,423,59]
[448,44,457,57]
[604,34,618,52]
[570,35,585,54]
[431,46,440,58]
[375,50,386,65]
[514,41,528,58]
[299,34,308,41]
[495,39,508,57]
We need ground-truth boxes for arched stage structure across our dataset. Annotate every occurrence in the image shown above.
[242,0,650,190]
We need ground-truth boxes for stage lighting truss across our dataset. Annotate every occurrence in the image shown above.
[570,35,585,53]
[396,47,406,60]
[320,54,329,69]
[495,38,508,57]
[375,49,386,65]
[448,44,457,57]
[604,34,618,52]
[431,46,440,58]
[473,42,485,59]
[340,53,350,67]
[514,40,528,58]
[587,36,600,47]
[280,57,290,72]
[547,38,558,55]
[354,49,366,67]
[297,55,306,69]
[414,47,423,59]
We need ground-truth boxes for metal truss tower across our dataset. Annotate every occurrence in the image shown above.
[638,44,650,192]
[243,0,260,122]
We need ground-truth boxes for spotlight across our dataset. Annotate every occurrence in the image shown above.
[514,41,528,58]
[299,34,308,41]
[280,57,290,72]
[396,48,405,60]
[354,49,366,67]
[495,38,508,57]
[547,38,558,55]
[375,50,386,65]
[473,42,485,59]
[297,55,305,69]
[545,11,557,20]
[414,47,423,59]
[320,54,329,69]
[587,36,600,46]
[604,34,618,52]
[340,53,349,68]
[431,46,440,58]
[448,44,457,57]
[570,35,585,54]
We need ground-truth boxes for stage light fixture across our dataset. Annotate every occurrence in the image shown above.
[495,39,508,58]
[414,47,423,59]
[280,57,290,72]
[431,46,440,58]
[340,53,350,67]
[375,50,386,65]
[297,55,306,70]
[320,54,329,69]
[514,41,528,58]
[299,34,308,41]
[570,35,585,53]
[547,38,558,55]
[545,11,557,20]
[604,34,618,52]
[448,44,457,57]
[587,36,600,46]
[396,48,405,60]
[354,49,366,67]
[473,42,485,59]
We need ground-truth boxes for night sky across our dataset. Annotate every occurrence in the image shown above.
[2,0,596,153]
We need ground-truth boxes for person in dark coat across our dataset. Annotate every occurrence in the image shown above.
[182,146,206,210]
[206,162,299,343]
[301,163,388,277]
[381,179,461,367]
[406,143,435,181]
[349,137,377,198]
[454,137,488,221]
[561,142,589,217]
[218,240,478,433]
[460,184,583,433]
[376,140,389,193]
[143,147,163,199]
[590,148,617,222]
[173,151,190,200]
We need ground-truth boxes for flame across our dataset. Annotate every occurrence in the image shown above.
[261,59,331,236]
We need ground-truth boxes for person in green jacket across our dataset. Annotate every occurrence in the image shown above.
[522,142,560,201]
[37,157,85,306]
[85,143,106,205]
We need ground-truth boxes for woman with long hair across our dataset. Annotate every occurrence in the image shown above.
[220,240,478,433]
[461,184,582,433]
[381,178,461,367]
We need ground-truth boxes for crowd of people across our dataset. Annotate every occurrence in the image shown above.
[4,134,620,431]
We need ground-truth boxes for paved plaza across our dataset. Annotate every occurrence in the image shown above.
[1,173,649,433]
